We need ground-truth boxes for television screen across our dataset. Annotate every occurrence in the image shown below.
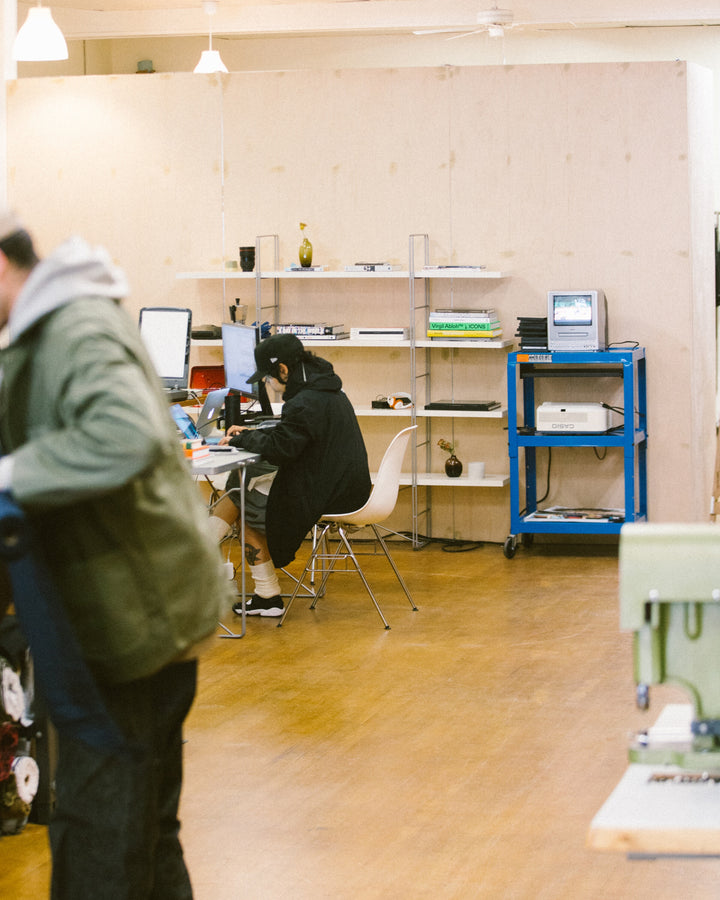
[553,294,593,326]
[139,307,192,389]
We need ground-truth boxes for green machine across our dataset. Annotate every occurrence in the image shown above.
[620,522,720,771]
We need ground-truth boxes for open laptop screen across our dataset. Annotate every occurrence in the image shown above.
[169,403,200,440]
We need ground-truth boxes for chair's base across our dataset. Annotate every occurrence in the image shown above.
[278,522,417,628]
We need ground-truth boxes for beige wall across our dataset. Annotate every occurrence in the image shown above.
[6,61,715,541]
[16,24,720,209]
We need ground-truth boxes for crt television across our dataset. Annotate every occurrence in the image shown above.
[547,290,607,352]
[139,307,192,390]
[221,323,274,416]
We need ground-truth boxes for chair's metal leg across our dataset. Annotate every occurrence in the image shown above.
[370,524,418,611]
[280,566,316,600]
[277,523,332,626]
[279,522,415,629]
[336,527,390,629]
[308,523,321,587]
[308,535,344,609]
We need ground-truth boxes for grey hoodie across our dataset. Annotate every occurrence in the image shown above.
[8,236,129,343]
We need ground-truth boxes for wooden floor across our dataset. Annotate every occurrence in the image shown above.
[3,536,720,899]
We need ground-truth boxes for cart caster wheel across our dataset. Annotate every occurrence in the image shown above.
[503,535,517,559]
[521,533,534,548]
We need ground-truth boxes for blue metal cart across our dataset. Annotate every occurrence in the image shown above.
[505,348,647,558]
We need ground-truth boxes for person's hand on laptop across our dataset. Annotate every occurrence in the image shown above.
[219,424,246,445]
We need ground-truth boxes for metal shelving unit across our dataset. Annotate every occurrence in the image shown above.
[177,234,511,546]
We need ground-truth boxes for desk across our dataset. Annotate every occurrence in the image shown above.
[192,448,262,638]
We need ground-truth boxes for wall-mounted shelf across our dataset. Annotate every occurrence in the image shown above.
[176,268,506,281]
[367,472,509,488]
[177,271,257,280]
[354,406,507,419]
[415,338,513,349]
[403,473,510,488]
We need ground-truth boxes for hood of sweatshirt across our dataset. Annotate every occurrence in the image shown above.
[8,236,129,344]
[283,354,342,401]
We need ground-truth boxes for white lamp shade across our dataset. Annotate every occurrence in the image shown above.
[13,7,69,62]
[193,49,228,74]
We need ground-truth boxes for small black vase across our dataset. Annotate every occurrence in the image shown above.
[445,455,463,477]
[239,246,255,272]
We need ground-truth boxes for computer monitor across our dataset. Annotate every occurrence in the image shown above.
[139,307,192,390]
[221,323,274,416]
[547,290,607,351]
[222,323,259,397]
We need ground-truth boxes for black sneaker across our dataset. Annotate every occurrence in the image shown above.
[233,593,284,618]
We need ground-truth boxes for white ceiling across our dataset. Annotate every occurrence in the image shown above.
[18,1,720,41]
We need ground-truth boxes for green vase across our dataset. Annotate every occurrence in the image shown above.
[299,236,313,268]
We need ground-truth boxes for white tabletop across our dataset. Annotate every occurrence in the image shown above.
[191,447,262,476]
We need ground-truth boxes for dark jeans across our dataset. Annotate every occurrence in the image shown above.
[49,660,198,900]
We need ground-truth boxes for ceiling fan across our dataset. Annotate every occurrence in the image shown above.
[414,4,518,40]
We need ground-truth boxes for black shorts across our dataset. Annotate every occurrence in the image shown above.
[225,461,278,532]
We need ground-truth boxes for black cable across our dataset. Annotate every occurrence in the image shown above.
[519,446,552,517]
[441,541,483,553]
[393,531,484,553]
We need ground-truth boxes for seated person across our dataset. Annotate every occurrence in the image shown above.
[209,333,371,616]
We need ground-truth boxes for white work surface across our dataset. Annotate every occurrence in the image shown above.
[588,705,720,856]
[191,447,261,475]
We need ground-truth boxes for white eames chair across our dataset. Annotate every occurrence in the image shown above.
[278,426,419,629]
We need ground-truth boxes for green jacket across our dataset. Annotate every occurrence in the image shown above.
[0,238,232,684]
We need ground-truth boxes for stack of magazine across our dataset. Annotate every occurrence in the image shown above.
[275,323,349,341]
[427,308,502,340]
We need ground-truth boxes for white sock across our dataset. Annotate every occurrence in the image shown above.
[208,515,232,543]
[250,560,281,598]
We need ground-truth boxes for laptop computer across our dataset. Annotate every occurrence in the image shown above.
[195,388,229,436]
[169,404,222,445]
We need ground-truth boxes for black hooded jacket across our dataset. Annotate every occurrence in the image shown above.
[231,354,372,567]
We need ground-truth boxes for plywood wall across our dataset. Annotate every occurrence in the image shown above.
[6,61,715,542]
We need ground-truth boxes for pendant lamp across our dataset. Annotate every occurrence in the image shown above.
[194,0,228,74]
[13,2,68,62]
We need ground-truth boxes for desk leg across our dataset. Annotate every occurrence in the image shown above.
[218,466,246,639]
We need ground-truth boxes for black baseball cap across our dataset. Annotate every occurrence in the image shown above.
[248,333,305,383]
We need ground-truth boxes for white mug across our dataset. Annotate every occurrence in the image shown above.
[468,461,485,479]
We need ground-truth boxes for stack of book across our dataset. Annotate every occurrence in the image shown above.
[275,323,349,341]
[515,316,548,350]
[427,308,502,340]
[344,263,401,272]
[183,438,210,460]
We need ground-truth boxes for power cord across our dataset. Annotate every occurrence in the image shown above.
[394,531,484,553]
